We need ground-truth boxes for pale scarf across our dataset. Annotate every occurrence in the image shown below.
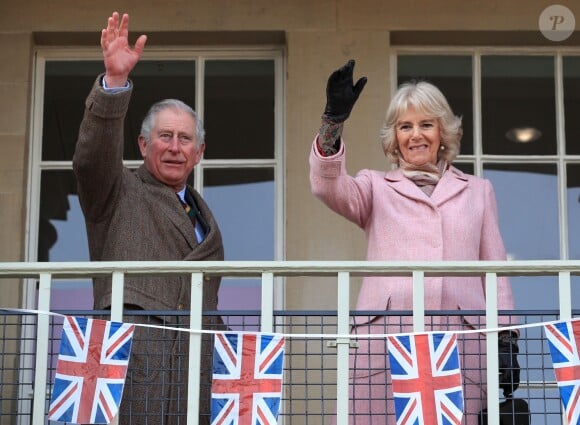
[399,157,448,197]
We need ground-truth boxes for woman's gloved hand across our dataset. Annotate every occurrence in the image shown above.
[498,331,520,397]
[323,59,367,123]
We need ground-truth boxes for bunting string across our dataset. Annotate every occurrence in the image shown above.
[2,307,578,338]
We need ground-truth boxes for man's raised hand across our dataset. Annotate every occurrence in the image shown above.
[101,12,147,87]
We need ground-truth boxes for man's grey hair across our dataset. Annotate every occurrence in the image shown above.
[140,99,205,145]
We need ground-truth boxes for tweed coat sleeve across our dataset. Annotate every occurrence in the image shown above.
[73,74,132,222]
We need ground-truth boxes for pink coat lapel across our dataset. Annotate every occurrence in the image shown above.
[384,165,469,206]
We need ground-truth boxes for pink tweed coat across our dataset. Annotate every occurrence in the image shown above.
[309,138,516,424]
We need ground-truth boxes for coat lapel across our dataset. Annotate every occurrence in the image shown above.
[134,165,223,259]
[384,168,430,203]
[135,165,198,248]
[183,188,225,261]
[431,166,469,206]
[384,165,468,206]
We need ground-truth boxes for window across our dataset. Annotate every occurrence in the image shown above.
[27,49,284,314]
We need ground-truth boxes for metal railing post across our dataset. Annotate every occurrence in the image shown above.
[32,273,51,425]
[110,271,125,322]
[187,272,204,425]
[558,271,572,321]
[485,272,500,424]
[109,271,125,425]
[261,272,274,333]
[335,271,351,425]
[558,271,572,425]
[412,270,425,332]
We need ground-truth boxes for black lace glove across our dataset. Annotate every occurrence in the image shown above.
[323,59,367,123]
[498,331,520,397]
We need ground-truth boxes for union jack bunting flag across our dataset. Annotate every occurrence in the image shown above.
[211,332,285,425]
[387,332,464,425]
[544,319,580,425]
[48,316,135,424]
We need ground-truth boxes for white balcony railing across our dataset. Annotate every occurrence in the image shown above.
[1,260,579,425]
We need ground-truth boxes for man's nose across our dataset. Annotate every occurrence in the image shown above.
[168,135,181,149]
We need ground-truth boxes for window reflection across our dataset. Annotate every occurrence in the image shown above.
[452,162,474,175]
[42,62,99,162]
[567,164,580,260]
[398,55,473,155]
[481,56,556,155]
[204,168,274,261]
[204,168,275,315]
[573,277,580,311]
[38,170,92,309]
[204,60,275,159]
[484,163,559,260]
[563,57,580,155]
[38,171,83,262]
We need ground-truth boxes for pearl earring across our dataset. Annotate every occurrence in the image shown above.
[440,145,445,150]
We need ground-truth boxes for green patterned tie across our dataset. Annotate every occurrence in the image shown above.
[177,194,196,221]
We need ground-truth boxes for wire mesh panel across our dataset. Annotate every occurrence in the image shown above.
[277,311,338,425]
[517,312,564,425]
[0,312,37,425]
[0,309,578,424]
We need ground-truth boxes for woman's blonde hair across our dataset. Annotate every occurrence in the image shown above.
[380,81,462,164]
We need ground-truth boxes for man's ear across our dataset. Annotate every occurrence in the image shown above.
[194,142,206,163]
[138,135,148,158]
